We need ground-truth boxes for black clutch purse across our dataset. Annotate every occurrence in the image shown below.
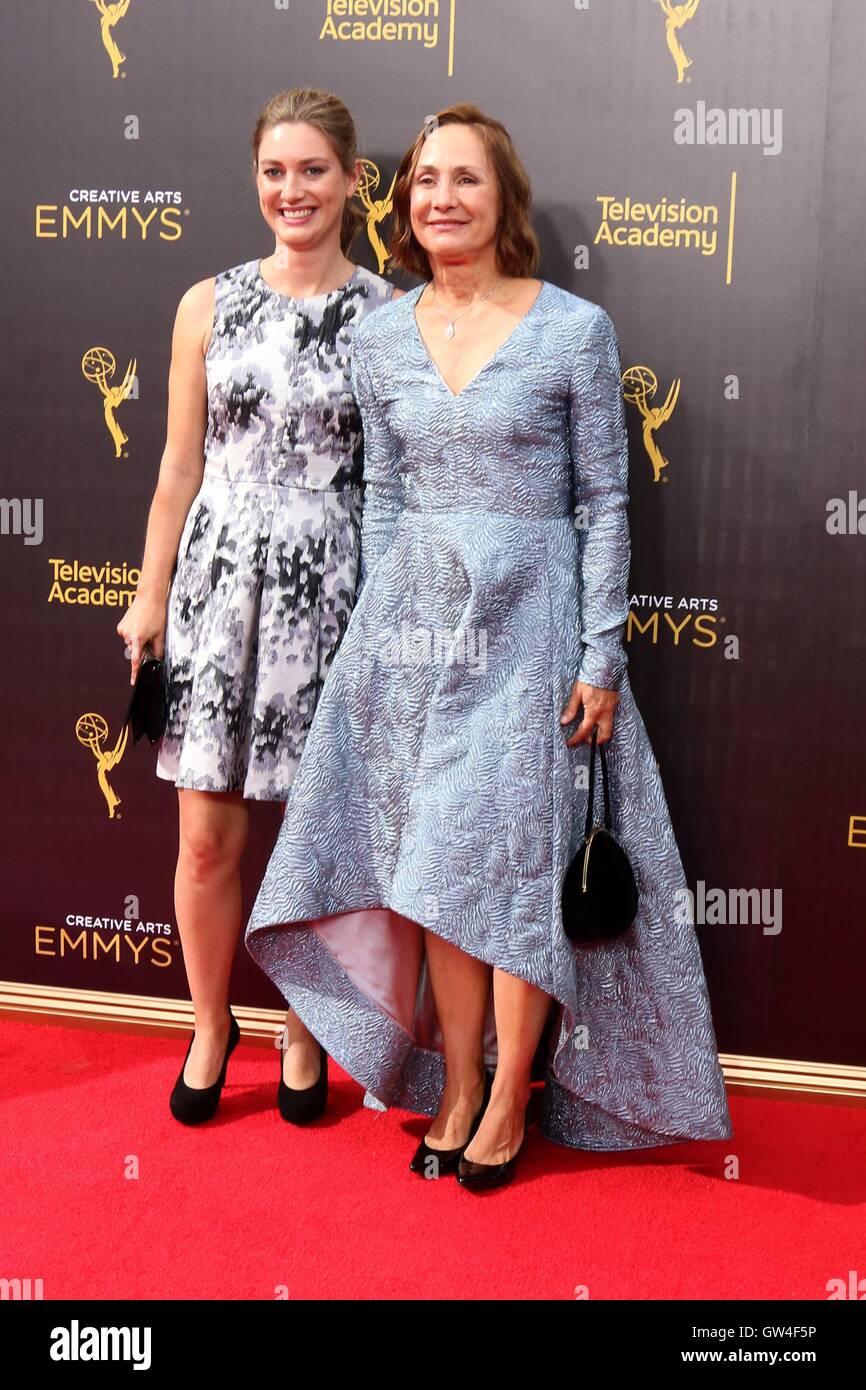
[562,726,638,944]
[123,643,168,746]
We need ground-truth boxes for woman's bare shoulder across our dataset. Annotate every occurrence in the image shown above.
[175,277,217,357]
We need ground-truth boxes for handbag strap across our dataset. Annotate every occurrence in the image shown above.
[583,725,613,836]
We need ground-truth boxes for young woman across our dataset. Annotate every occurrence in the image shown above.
[117,88,402,1125]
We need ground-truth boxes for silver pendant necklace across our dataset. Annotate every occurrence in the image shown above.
[423,276,504,338]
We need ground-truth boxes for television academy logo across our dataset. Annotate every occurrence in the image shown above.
[626,595,738,662]
[318,0,456,75]
[355,160,398,275]
[35,190,186,242]
[655,0,702,83]
[35,905,177,969]
[90,0,133,80]
[622,363,681,482]
[76,712,129,819]
[81,346,137,458]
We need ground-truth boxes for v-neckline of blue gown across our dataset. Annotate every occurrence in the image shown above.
[410,278,549,400]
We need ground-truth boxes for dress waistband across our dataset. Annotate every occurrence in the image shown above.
[202,471,362,496]
[401,504,574,522]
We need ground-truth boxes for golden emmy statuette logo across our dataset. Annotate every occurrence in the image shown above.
[76,712,128,819]
[655,0,701,83]
[622,365,681,483]
[89,0,132,80]
[354,160,398,275]
[81,346,136,459]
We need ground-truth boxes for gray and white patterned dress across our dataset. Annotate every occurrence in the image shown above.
[156,258,395,800]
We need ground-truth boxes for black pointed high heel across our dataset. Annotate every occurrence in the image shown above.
[277,1037,329,1124]
[409,1069,494,1178]
[169,1008,240,1126]
[457,1098,531,1191]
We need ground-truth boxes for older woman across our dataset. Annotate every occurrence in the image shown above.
[245,102,732,1188]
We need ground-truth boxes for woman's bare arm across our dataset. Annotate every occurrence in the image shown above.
[117,277,215,682]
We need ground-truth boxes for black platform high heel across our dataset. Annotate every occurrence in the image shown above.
[409,1069,494,1178]
[277,1037,329,1124]
[169,1008,240,1126]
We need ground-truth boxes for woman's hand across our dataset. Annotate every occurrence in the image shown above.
[559,679,619,747]
[116,594,167,686]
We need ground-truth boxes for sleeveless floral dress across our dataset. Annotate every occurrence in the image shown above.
[156,258,395,799]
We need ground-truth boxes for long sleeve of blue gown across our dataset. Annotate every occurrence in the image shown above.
[568,306,632,692]
[350,337,404,602]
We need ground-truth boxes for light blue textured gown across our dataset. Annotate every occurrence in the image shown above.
[244,278,733,1152]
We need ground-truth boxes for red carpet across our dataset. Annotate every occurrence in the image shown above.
[2,1018,863,1301]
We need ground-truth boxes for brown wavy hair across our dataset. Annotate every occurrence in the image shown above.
[387,102,540,281]
[250,88,364,257]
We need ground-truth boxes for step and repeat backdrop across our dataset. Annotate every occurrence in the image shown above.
[1,1,862,1065]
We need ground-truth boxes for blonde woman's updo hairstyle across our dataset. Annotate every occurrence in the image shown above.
[387,102,541,281]
[251,87,365,257]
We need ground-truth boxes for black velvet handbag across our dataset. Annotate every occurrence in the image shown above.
[562,726,638,944]
[123,643,168,745]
